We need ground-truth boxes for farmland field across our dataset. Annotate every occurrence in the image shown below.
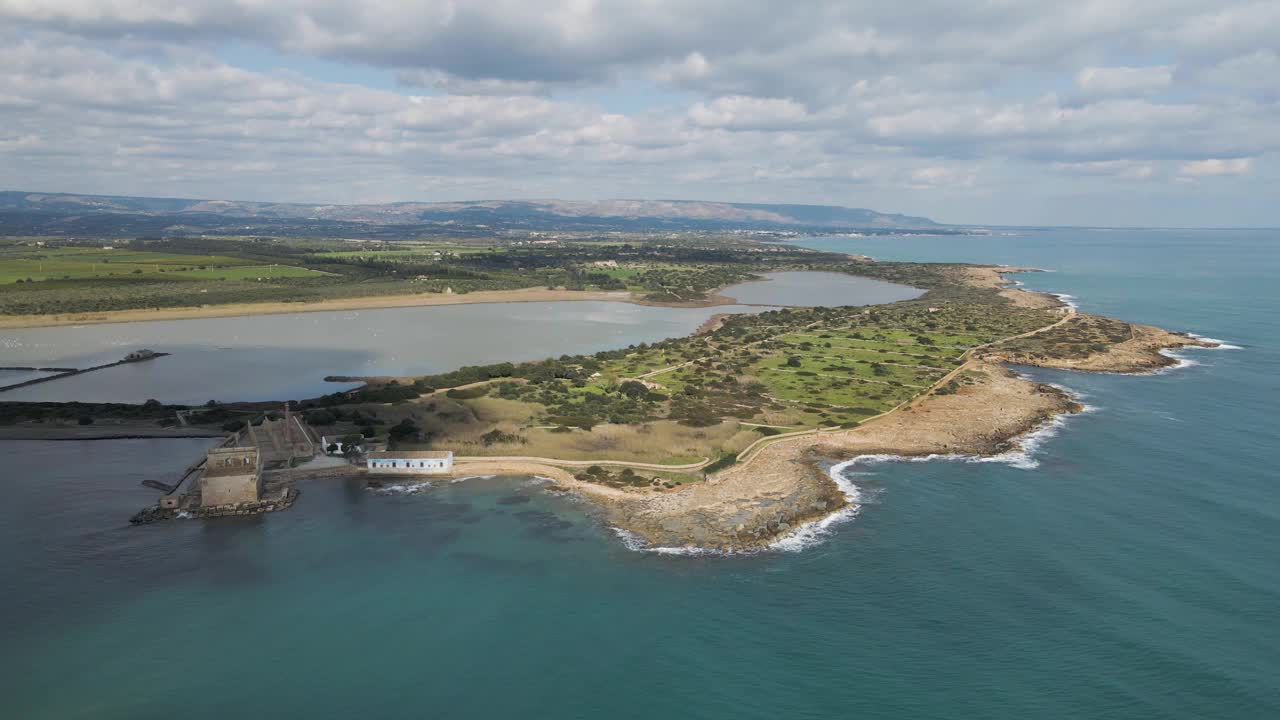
[0,247,328,283]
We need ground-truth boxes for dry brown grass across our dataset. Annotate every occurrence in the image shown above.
[444,419,746,463]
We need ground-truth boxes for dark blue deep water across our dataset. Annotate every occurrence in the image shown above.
[3,229,1277,718]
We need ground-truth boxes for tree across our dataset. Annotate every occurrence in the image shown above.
[388,418,421,443]
[618,380,648,399]
[785,356,802,368]
[306,410,336,426]
[340,434,364,458]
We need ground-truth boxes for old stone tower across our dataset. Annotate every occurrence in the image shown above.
[200,446,262,507]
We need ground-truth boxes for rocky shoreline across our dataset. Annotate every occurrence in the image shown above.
[64,263,1215,554]
[586,361,1083,551]
[981,318,1219,374]
[130,488,300,524]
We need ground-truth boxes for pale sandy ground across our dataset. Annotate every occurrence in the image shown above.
[946,265,1068,310]
[0,287,635,329]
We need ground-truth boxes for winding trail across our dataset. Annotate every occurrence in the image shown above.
[452,293,1077,475]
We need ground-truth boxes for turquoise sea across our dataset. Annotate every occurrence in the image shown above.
[3,228,1277,718]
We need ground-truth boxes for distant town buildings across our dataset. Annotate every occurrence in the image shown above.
[366,450,454,475]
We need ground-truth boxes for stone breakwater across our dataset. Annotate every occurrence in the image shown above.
[129,488,300,524]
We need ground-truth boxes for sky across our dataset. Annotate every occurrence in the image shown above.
[0,1,1277,227]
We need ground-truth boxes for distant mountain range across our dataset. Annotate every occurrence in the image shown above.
[0,191,945,237]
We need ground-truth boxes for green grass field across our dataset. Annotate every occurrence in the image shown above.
[313,245,491,260]
[0,247,329,283]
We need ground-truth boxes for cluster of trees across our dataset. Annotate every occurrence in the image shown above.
[573,465,656,488]
[0,400,179,425]
[492,377,665,430]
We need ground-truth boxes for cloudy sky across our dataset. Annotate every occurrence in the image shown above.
[1,1,1277,226]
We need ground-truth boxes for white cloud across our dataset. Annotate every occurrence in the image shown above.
[1054,160,1156,179]
[1075,65,1174,98]
[0,2,1276,224]
[688,96,813,130]
[1179,158,1253,177]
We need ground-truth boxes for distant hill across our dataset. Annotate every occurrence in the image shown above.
[0,191,942,237]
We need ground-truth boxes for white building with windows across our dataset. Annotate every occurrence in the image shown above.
[366,450,454,475]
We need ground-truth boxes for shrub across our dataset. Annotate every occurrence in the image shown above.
[306,410,336,426]
[703,453,738,474]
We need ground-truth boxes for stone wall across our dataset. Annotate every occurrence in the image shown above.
[201,472,260,506]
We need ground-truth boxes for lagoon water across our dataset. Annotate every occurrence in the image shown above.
[0,271,911,404]
[3,230,1279,718]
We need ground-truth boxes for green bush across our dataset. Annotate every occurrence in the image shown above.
[702,453,738,474]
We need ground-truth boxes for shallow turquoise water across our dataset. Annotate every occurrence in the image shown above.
[4,229,1278,718]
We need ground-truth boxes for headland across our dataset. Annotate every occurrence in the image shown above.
[0,237,1218,551]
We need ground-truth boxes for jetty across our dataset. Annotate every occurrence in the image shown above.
[0,349,169,393]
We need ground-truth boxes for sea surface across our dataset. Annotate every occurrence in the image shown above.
[3,229,1277,718]
[0,271,912,404]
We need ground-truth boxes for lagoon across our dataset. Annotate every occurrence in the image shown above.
[0,271,919,404]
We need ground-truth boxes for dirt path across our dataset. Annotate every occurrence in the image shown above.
[455,454,710,471]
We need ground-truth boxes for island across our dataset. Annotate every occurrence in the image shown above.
[0,234,1217,550]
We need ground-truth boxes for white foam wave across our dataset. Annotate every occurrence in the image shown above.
[609,527,733,556]
[610,526,649,551]
[449,474,496,483]
[1049,292,1079,311]
[175,511,192,520]
[768,460,865,552]
[1187,333,1243,350]
[369,482,432,494]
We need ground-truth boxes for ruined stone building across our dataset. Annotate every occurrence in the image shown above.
[200,446,262,507]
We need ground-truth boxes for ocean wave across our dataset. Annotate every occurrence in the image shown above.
[449,474,496,483]
[1104,332,1238,376]
[768,460,865,552]
[609,527,734,556]
[368,482,432,494]
[1150,348,1200,374]
[1187,333,1243,350]
[1049,292,1079,311]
